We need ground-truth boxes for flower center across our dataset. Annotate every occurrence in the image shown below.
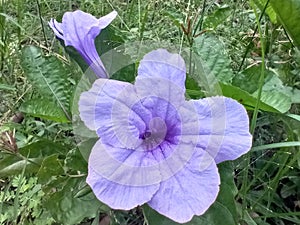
[141,117,167,151]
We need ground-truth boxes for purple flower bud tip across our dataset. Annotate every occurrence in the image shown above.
[49,10,118,78]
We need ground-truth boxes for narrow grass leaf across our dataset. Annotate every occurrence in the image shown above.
[252,141,300,152]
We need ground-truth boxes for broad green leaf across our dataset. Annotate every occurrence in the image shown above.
[220,83,279,112]
[45,178,104,225]
[19,139,67,158]
[185,75,205,99]
[252,90,291,113]
[21,46,72,120]
[283,87,300,104]
[193,35,234,83]
[233,66,287,95]
[0,140,67,178]
[37,154,64,184]
[65,148,88,172]
[77,138,98,162]
[258,71,299,104]
[232,66,273,94]
[286,113,300,122]
[233,66,293,112]
[217,162,238,222]
[253,0,277,24]
[270,0,300,47]
[19,98,69,123]
[0,152,42,178]
[203,5,232,29]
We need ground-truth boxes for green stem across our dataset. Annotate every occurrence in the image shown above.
[0,0,5,71]
[192,0,207,37]
[240,0,266,214]
[17,0,22,48]
[238,0,270,72]
[36,0,48,49]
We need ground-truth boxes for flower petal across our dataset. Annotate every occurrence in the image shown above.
[61,10,105,77]
[137,49,186,90]
[62,10,98,48]
[87,139,161,209]
[79,79,152,149]
[48,19,64,39]
[147,149,220,223]
[53,10,117,78]
[135,49,186,108]
[97,10,118,30]
[184,96,252,163]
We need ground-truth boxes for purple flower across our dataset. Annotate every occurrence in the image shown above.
[49,10,117,78]
[79,49,252,223]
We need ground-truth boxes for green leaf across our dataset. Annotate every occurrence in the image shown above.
[203,5,232,29]
[233,66,287,95]
[252,90,291,113]
[217,162,238,222]
[37,154,64,184]
[45,178,104,225]
[19,98,69,123]
[77,138,98,162]
[253,0,277,24]
[0,153,42,178]
[282,87,300,104]
[232,66,269,94]
[286,113,300,122]
[21,46,72,120]
[19,139,67,158]
[233,66,293,112]
[220,83,279,112]
[270,0,300,47]
[251,141,300,152]
[193,35,235,83]
[65,148,88,172]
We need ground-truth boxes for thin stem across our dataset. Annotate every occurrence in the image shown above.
[17,0,22,48]
[238,0,270,72]
[240,0,266,214]
[192,0,207,37]
[36,0,48,49]
[0,0,5,71]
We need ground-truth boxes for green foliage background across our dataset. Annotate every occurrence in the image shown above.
[0,0,299,224]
